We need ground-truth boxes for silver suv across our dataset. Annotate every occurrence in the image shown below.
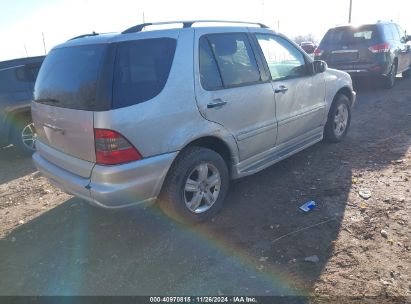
[32,21,356,223]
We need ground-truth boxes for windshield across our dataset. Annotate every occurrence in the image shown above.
[34,44,106,110]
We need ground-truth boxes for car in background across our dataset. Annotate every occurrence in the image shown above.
[314,21,411,88]
[300,41,316,54]
[0,56,45,155]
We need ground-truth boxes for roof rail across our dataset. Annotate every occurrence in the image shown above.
[68,31,98,41]
[377,19,394,23]
[122,20,269,34]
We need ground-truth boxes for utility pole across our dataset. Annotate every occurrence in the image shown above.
[42,32,47,55]
[348,0,353,23]
[24,45,28,57]
[261,0,264,22]
[143,12,145,23]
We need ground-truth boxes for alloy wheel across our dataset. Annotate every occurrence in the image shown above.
[333,104,349,137]
[21,123,37,151]
[183,163,221,214]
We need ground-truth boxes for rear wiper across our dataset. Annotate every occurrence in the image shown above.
[34,98,60,104]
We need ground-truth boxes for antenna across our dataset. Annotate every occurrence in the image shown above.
[42,32,47,55]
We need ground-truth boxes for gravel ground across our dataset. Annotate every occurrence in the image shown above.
[0,78,410,302]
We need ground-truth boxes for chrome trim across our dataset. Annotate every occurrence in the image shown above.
[331,50,359,54]
[343,70,368,73]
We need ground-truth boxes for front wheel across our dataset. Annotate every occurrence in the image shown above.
[382,62,397,89]
[159,147,229,224]
[324,94,351,143]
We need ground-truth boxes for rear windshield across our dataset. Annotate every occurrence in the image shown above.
[321,25,380,46]
[34,45,106,110]
[34,38,177,110]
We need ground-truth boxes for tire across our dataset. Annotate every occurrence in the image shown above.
[159,146,229,224]
[12,115,36,156]
[402,65,411,78]
[382,62,397,89]
[324,94,351,143]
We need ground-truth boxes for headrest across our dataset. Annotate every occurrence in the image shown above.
[213,38,238,56]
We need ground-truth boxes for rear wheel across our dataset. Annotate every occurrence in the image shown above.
[382,62,397,89]
[159,147,229,224]
[12,115,36,156]
[324,94,351,143]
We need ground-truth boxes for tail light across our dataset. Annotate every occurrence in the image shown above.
[368,43,390,53]
[314,48,324,57]
[94,129,142,165]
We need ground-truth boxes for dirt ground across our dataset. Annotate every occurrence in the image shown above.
[0,77,410,302]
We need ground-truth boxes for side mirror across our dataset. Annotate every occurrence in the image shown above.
[313,60,327,74]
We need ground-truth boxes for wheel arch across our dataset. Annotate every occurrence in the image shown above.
[182,136,234,177]
[334,86,354,107]
[4,107,32,142]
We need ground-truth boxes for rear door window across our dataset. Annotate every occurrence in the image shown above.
[113,38,176,108]
[199,37,223,90]
[204,33,261,88]
[35,45,106,110]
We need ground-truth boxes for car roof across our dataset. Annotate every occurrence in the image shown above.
[54,21,276,49]
[331,22,396,30]
[0,56,45,70]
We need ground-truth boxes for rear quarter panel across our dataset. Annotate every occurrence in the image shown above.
[93,29,239,161]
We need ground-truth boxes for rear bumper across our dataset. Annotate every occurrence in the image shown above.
[33,150,178,209]
[328,62,391,78]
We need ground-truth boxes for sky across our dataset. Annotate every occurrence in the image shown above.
[0,0,410,61]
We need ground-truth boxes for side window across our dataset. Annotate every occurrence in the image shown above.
[0,69,14,94]
[383,25,394,41]
[390,24,401,41]
[199,37,223,90]
[205,33,261,87]
[256,34,306,81]
[15,63,41,83]
[396,25,406,42]
[113,38,176,108]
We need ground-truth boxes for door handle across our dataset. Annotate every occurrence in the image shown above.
[44,123,65,135]
[274,85,288,94]
[207,99,227,109]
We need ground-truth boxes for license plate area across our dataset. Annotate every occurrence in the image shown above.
[331,50,359,62]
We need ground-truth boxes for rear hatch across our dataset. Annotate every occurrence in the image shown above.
[318,25,382,70]
[32,44,111,178]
